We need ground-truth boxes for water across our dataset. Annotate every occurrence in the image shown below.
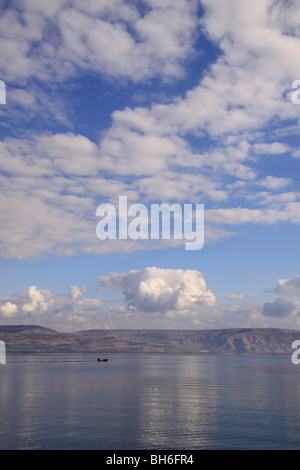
[0,353,299,450]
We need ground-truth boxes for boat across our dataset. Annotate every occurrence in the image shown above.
[97,357,108,362]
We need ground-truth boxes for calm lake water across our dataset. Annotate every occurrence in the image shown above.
[0,353,300,450]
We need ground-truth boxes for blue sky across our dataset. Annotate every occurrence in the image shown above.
[0,0,300,331]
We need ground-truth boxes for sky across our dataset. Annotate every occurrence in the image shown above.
[0,0,300,332]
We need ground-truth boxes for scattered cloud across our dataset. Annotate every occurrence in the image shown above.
[253,142,290,155]
[0,0,200,84]
[2,270,300,331]
[226,294,246,300]
[0,285,104,331]
[291,149,300,159]
[70,285,87,300]
[205,207,288,225]
[1,1,300,260]
[258,176,292,190]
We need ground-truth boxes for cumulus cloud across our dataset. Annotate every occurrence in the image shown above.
[273,275,300,298]
[22,285,50,314]
[98,267,216,317]
[262,297,298,318]
[0,302,18,318]
[2,275,300,331]
[70,285,87,300]
[0,285,104,331]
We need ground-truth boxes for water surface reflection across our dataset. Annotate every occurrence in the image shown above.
[0,354,299,449]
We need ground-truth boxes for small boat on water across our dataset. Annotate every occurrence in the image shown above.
[97,357,108,362]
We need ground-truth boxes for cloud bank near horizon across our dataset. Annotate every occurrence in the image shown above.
[0,268,299,331]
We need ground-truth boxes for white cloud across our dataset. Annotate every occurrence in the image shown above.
[205,207,288,225]
[2,275,300,331]
[0,0,199,84]
[98,267,216,317]
[22,285,50,314]
[100,129,187,176]
[291,149,300,159]
[250,191,300,206]
[96,0,300,165]
[70,285,87,300]
[0,129,299,259]
[0,302,18,318]
[1,1,300,261]
[258,176,292,190]
[134,170,228,203]
[253,142,290,154]
[226,294,246,300]
[36,133,101,176]
[0,284,104,331]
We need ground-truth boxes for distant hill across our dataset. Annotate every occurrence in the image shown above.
[0,325,299,355]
